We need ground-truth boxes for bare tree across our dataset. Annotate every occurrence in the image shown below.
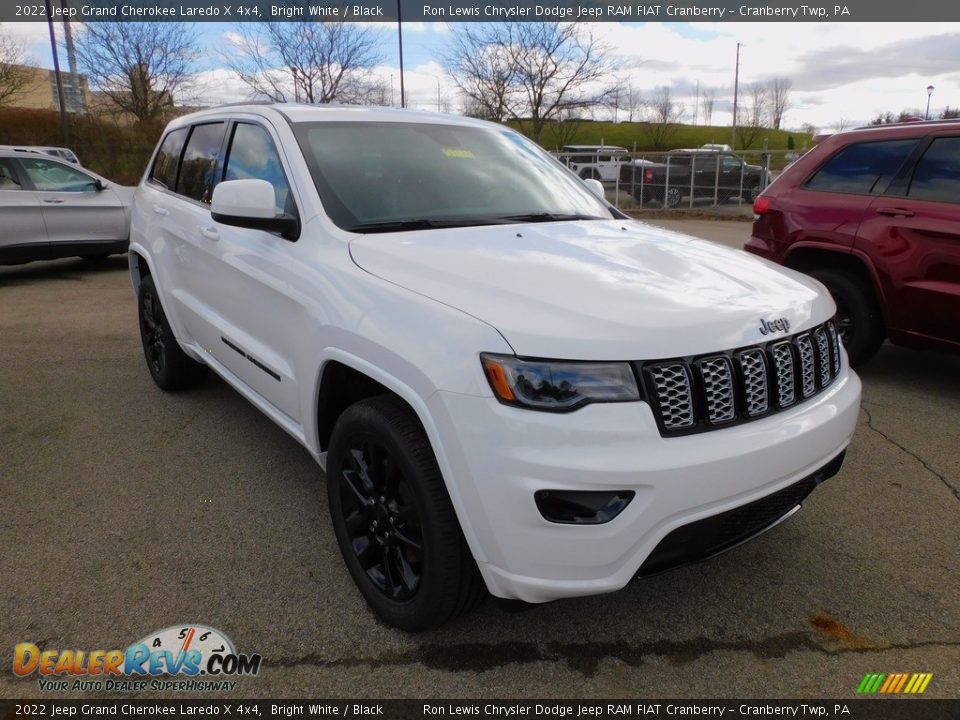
[831,117,851,133]
[544,108,583,149]
[800,122,817,136]
[0,29,29,108]
[737,82,770,148]
[768,77,792,130]
[73,22,199,122]
[642,86,685,149]
[506,23,613,142]
[443,25,515,122]
[623,83,643,123]
[224,22,382,105]
[444,23,613,141]
[700,88,716,126]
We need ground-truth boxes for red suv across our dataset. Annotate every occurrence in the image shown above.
[746,120,960,365]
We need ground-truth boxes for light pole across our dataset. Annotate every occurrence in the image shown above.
[925,85,935,120]
[731,42,741,149]
[397,0,405,108]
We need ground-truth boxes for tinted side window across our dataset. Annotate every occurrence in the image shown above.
[19,158,97,192]
[907,137,960,203]
[150,128,188,190]
[177,123,227,204]
[0,159,22,190]
[223,123,292,215]
[805,139,918,195]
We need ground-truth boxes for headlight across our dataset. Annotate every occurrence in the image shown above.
[480,353,640,412]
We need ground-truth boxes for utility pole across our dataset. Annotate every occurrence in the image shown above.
[44,0,69,146]
[731,42,741,150]
[397,0,405,108]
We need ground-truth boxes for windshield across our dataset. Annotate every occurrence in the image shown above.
[292,121,613,232]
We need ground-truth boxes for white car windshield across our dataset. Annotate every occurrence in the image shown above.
[293,121,613,232]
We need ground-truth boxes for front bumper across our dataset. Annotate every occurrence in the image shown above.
[428,365,861,603]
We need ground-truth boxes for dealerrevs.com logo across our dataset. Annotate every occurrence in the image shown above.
[13,625,262,693]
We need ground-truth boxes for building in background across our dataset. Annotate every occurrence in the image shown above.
[3,64,88,114]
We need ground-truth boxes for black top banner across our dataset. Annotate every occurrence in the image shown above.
[2,700,960,719]
[3,0,959,22]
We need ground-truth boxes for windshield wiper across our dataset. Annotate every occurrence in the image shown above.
[495,212,603,223]
[345,217,509,233]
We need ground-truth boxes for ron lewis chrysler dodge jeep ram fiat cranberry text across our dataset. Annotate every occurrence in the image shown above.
[129,105,861,631]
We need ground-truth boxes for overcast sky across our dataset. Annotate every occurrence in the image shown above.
[5,20,958,131]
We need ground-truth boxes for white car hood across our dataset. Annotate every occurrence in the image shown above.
[349,219,834,360]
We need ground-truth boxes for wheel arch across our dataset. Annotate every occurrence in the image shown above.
[312,349,489,565]
[782,245,888,323]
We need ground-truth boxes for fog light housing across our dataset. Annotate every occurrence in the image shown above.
[534,490,635,525]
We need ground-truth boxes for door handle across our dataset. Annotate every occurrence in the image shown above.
[43,198,64,204]
[199,227,220,241]
[152,204,169,216]
[876,207,915,217]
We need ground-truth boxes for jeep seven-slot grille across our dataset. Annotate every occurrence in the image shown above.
[639,321,842,436]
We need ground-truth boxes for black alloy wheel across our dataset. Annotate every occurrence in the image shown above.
[140,283,167,378]
[136,274,207,390]
[326,395,486,631]
[338,435,425,601]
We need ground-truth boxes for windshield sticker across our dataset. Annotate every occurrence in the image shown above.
[442,148,474,159]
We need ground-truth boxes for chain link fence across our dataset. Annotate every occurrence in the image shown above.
[554,148,804,214]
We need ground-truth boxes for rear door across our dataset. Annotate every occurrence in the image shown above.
[788,137,920,249]
[17,156,127,244]
[857,134,960,345]
[0,157,48,256]
[160,121,230,353]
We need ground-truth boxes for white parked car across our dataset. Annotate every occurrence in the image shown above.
[0,149,131,265]
[130,105,861,631]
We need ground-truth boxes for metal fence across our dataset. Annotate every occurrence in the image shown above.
[553,149,805,212]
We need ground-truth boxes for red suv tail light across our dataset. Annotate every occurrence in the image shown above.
[753,195,773,214]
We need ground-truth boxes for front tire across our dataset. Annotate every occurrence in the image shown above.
[808,268,885,366]
[137,274,207,390]
[326,395,485,631]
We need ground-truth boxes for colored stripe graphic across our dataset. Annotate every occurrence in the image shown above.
[857,672,933,694]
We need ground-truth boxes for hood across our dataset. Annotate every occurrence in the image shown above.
[349,219,833,360]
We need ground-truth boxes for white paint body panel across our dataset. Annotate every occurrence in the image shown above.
[130,104,862,603]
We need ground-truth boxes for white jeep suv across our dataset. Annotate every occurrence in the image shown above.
[130,105,861,631]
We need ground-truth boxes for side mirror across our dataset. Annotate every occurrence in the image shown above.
[94,178,105,191]
[211,179,299,240]
[583,177,605,199]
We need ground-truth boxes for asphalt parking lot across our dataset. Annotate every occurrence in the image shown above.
[1,218,958,700]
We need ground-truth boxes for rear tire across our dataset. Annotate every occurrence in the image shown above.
[137,274,207,390]
[808,268,885,366]
[326,395,486,631]
[664,187,682,208]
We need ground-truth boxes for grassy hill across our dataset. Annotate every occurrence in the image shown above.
[516,120,811,154]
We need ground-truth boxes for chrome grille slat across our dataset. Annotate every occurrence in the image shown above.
[698,356,736,424]
[814,327,831,386]
[648,363,694,430]
[739,349,769,417]
[827,321,841,375]
[796,334,817,398]
[643,321,841,436]
[771,342,796,408]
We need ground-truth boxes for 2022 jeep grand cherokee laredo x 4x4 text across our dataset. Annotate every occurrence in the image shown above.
[130,105,861,631]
